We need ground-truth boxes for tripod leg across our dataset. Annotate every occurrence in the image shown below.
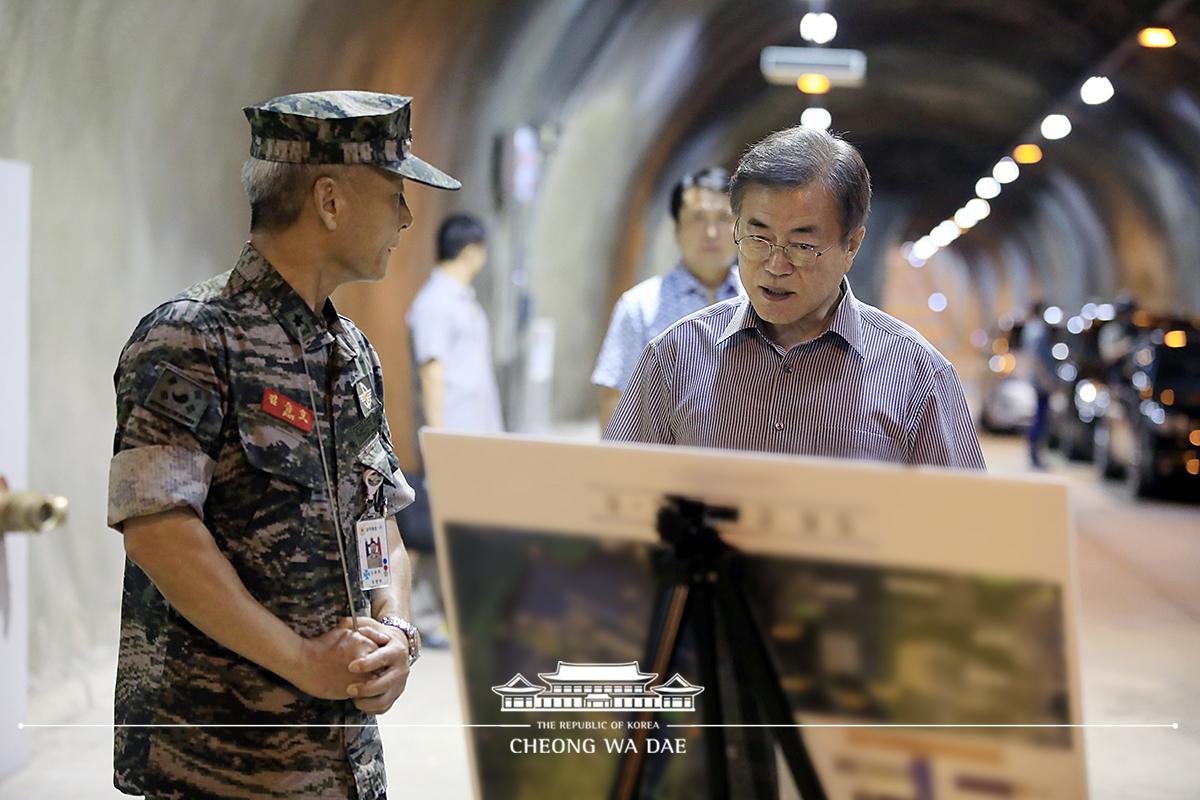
[720,579,828,800]
[611,583,690,800]
[692,582,729,796]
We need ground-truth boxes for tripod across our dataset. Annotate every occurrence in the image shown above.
[610,495,827,800]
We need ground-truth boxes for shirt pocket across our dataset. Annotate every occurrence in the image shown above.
[235,409,324,490]
[804,427,907,464]
[224,409,327,591]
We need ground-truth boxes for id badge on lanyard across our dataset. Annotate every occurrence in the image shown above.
[356,469,391,590]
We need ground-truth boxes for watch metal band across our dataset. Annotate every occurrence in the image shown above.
[379,616,421,666]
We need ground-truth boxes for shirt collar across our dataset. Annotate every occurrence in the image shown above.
[665,262,741,301]
[716,277,864,355]
[431,267,476,300]
[235,242,355,356]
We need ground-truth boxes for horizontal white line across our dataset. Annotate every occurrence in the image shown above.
[18,723,529,729]
[18,722,1178,730]
[667,723,1180,729]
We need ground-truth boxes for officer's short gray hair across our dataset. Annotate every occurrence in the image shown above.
[240,158,344,233]
[730,126,871,245]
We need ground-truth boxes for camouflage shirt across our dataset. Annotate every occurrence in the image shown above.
[107,243,414,800]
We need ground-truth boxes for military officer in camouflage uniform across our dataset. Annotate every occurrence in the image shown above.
[106,91,460,799]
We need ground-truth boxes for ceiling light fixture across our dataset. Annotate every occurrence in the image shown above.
[796,73,831,94]
[993,157,1020,184]
[975,177,1001,199]
[1013,144,1043,164]
[800,13,838,44]
[1041,114,1072,140]
[1080,76,1114,105]
[1138,27,1176,48]
[801,107,832,130]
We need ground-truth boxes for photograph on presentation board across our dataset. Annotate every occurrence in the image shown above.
[421,431,1087,799]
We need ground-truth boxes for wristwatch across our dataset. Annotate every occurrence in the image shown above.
[379,616,422,667]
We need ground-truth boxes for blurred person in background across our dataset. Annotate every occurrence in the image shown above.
[606,125,985,470]
[1022,301,1059,469]
[401,212,502,647]
[592,167,742,427]
[107,91,459,800]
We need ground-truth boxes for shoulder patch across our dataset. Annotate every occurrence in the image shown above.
[143,362,215,431]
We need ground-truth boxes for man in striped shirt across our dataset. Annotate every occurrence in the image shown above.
[605,126,985,470]
[592,167,743,427]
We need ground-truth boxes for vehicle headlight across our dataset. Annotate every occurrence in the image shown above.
[1074,380,1108,416]
[1152,409,1193,436]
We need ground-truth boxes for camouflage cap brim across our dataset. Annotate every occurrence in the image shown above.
[381,154,461,191]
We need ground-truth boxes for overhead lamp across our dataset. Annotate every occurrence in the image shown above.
[928,292,948,313]
[1138,27,1176,48]
[1043,306,1063,325]
[1013,144,1043,164]
[1080,76,1114,105]
[954,208,978,229]
[993,157,1019,184]
[800,12,838,44]
[932,219,961,243]
[912,237,938,260]
[975,177,1001,199]
[964,198,991,220]
[801,107,832,130]
[797,73,832,94]
[1041,114,1072,140]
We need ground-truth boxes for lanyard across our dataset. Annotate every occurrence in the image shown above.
[300,344,360,633]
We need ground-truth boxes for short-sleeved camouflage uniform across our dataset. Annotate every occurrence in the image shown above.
[107,242,414,800]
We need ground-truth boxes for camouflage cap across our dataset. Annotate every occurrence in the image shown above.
[243,90,461,190]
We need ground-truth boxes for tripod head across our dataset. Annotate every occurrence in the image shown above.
[655,495,738,568]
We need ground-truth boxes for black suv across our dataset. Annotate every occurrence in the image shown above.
[1094,322,1200,498]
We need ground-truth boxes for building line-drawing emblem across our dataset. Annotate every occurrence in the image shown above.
[492,661,704,712]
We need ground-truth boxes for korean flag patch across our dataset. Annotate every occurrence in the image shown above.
[144,362,215,431]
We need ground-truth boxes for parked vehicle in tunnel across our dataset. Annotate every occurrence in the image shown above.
[1048,316,1110,461]
[1094,322,1200,498]
[977,325,1037,434]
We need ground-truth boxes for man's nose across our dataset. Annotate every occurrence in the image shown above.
[764,248,793,276]
[397,199,413,231]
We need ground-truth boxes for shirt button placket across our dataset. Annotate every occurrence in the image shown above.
[767,353,792,440]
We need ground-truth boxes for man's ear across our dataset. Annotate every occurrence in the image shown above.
[313,175,340,232]
[846,226,866,261]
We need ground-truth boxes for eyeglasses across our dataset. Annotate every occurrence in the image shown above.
[734,228,833,269]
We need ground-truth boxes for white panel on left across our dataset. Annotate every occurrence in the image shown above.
[0,157,33,779]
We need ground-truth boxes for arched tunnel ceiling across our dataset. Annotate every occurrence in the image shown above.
[496,0,1200,419]
[614,0,1183,251]
[140,0,1198,434]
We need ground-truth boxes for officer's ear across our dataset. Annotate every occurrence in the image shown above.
[312,175,341,232]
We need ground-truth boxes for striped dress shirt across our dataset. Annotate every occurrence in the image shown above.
[604,280,986,469]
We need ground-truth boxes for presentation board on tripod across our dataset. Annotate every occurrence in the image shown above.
[421,430,1087,799]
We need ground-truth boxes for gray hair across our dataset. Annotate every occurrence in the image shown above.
[730,126,871,244]
[240,158,344,233]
